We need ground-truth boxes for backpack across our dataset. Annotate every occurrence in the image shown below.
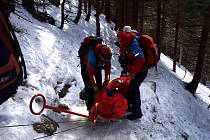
[0,9,27,91]
[140,35,159,70]
[78,36,103,59]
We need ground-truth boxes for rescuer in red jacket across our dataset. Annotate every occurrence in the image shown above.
[116,26,148,120]
[78,37,112,111]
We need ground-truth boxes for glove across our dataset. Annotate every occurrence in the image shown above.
[118,55,124,65]
[103,80,109,88]
[115,41,120,47]
[127,71,135,79]
[120,74,129,77]
[119,53,129,66]
[93,86,98,92]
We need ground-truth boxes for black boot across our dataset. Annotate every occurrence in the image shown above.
[79,88,86,100]
[126,113,143,120]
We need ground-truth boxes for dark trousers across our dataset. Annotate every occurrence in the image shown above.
[121,65,129,75]
[126,71,148,116]
[81,64,102,110]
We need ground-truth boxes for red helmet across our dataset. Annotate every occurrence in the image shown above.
[100,45,112,61]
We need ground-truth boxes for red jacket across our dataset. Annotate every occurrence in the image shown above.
[82,44,111,87]
[117,32,147,75]
[92,76,132,120]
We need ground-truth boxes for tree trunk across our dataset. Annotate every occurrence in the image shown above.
[96,0,100,36]
[160,0,166,53]
[105,0,111,23]
[132,0,139,30]
[49,0,60,7]
[118,0,125,30]
[59,0,65,29]
[124,0,128,25]
[73,0,82,24]
[43,0,47,12]
[186,14,210,94]
[173,0,180,72]
[179,45,183,66]
[100,0,105,14]
[22,0,35,13]
[156,0,161,58]
[85,0,91,21]
[140,0,144,33]
[114,0,119,30]
[84,0,88,13]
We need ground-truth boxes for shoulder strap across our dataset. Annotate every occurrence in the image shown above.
[152,49,158,71]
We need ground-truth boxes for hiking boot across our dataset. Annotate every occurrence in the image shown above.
[79,89,86,100]
[126,114,143,120]
[88,110,92,115]
[127,106,133,112]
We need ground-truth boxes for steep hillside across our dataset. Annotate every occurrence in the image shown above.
[0,5,210,140]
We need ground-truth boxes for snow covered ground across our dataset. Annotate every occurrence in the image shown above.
[0,4,210,140]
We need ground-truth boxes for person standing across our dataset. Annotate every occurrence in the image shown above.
[117,26,148,120]
[78,36,112,111]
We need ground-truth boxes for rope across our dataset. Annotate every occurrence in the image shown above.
[33,123,89,140]
[0,123,34,128]
[0,119,87,129]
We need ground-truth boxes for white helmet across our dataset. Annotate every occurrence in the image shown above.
[131,29,138,34]
[123,26,132,32]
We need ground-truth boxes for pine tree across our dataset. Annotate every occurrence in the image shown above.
[85,0,91,21]
[131,0,139,30]
[156,0,161,58]
[73,0,82,24]
[186,9,210,94]
[105,0,111,23]
[140,0,145,33]
[60,0,65,29]
[173,0,180,72]
[96,0,100,36]
[22,0,35,13]
[84,0,88,13]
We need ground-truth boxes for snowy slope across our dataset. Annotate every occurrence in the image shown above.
[0,4,210,140]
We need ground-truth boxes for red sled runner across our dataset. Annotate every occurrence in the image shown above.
[29,94,99,125]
